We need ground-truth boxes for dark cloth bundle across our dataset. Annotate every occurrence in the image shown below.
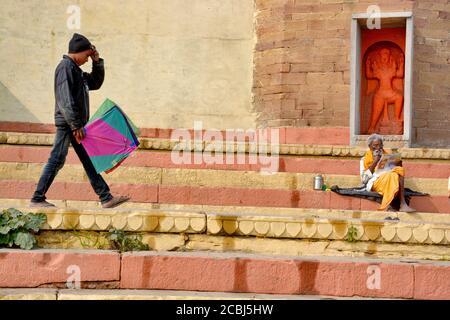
[330,185,428,211]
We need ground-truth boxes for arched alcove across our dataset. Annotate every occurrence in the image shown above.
[361,41,405,135]
[350,12,413,147]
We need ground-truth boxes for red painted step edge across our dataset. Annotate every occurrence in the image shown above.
[119,253,450,299]
[0,180,158,203]
[0,249,120,287]
[0,250,448,299]
[1,145,449,178]
[0,180,448,213]
[0,121,350,145]
[414,264,450,299]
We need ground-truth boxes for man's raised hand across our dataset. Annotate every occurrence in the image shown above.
[90,45,100,63]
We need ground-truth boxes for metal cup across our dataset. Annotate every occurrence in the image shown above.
[314,175,324,190]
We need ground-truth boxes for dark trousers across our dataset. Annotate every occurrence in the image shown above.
[32,126,113,203]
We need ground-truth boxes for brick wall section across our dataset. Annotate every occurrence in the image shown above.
[254,0,449,148]
[253,0,293,127]
[412,0,450,147]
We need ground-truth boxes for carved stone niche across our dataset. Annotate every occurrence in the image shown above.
[350,12,413,148]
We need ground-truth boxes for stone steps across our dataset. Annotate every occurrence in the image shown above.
[0,132,448,299]
[0,249,448,299]
[0,164,448,212]
[2,145,450,178]
[0,162,446,195]
[1,180,448,213]
[2,132,450,160]
[2,202,450,261]
[0,134,448,213]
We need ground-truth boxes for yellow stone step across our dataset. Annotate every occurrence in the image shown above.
[3,203,450,246]
[206,212,450,245]
[0,161,446,195]
[0,289,57,300]
[2,198,449,224]
[1,131,450,160]
[33,229,450,261]
[0,288,388,300]
[3,200,450,261]
[184,234,450,262]
[29,207,206,234]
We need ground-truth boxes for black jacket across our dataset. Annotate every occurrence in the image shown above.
[54,55,105,130]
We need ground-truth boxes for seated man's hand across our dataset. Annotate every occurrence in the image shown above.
[373,153,382,164]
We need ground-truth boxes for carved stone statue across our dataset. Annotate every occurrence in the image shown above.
[365,47,404,134]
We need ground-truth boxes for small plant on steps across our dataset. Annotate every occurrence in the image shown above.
[0,208,47,250]
[108,228,150,252]
[346,225,359,243]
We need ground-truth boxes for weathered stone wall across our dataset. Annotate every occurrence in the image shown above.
[0,0,256,130]
[254,0,449,147]
[1,0,448,147]
[412,0,450,147]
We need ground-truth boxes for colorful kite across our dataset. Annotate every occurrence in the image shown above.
[81,99,140,174]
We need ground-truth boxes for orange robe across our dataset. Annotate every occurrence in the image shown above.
[363,149,405,211]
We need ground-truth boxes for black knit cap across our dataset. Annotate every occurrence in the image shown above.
[68,33,92,53]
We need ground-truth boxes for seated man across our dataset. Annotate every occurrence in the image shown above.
[361,134,415,212]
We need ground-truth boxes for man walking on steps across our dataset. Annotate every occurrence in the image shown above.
[30,33,130,208]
